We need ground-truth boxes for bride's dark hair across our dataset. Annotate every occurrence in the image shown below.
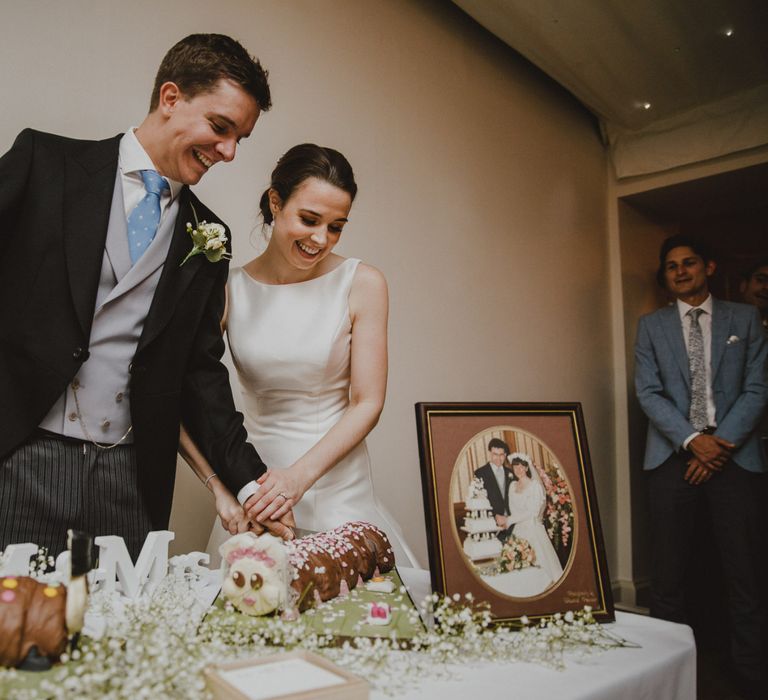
[509,457,532,480]
[259,144,357,224]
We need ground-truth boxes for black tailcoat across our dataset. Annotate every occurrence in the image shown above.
[0,129,265,528]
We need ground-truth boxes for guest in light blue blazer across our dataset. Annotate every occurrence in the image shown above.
[635,235,767,698]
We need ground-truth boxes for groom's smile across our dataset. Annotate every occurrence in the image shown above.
[137,78,260,186]
[193,149,215,169]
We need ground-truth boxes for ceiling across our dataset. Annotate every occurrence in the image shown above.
[448,0,766,292]
[453,0,768,180]
[451,0,768,177]
[622,161,768,220]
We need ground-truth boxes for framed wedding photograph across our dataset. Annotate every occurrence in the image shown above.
[415,402,614,623]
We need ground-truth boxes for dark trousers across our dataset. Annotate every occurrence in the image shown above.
[648,453,764,681]
[0,433,152,561]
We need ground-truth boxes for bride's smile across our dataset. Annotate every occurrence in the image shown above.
[266,176,352,280]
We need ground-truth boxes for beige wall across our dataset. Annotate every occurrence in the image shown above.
[617,202,673,598]
[1,1,615,568]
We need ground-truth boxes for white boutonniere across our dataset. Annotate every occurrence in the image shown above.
[726,335,740,345]
[180,204,232,266]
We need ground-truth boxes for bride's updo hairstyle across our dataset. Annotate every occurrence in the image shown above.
[259,144,358,225]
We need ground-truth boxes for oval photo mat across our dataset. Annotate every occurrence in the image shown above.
[448,425,576,601]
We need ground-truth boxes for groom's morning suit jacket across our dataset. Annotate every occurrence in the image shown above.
[635,297,768,472]
[473,463,512,517]
[0,129,266,528]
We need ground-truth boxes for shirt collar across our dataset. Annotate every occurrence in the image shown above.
[676,294,713,321]
[119,128,183,201]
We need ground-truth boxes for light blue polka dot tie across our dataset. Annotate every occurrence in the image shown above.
[127,170,169,265]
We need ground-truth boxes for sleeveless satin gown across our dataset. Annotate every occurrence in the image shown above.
[206,259,415,566]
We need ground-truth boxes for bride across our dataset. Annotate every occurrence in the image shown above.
[181,143,415,566]
[505,453,563,584]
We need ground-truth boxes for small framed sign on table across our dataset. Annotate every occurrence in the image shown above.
[416,402,613,623]
[205,649,368,700]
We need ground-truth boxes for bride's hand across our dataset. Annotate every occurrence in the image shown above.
[245,468,309,524]
[213,484,249,534]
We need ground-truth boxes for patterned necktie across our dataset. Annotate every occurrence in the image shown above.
[127,170,169,265]
[687,307,708,431]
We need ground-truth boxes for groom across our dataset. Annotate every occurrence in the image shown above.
[0,34,287,559]
[474,438,514,541]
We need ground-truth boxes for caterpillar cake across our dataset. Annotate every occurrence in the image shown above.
[0,530,91,670]
[219,521,395,616]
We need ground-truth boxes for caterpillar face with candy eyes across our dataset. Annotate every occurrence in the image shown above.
[219,522,395,616]
[220,533,289,616]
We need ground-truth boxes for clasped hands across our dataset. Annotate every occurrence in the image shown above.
[217,467,309,540]
[684,433,735,485]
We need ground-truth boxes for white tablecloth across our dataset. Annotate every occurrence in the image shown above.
[372,568,696,700]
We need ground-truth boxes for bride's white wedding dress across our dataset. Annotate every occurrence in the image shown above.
[507,478,564,584]
[206,259,415,566]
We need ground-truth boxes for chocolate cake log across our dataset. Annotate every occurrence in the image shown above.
[0,577,68,668]
[336,523,378,580]
[289,539,342,610]
[286,522,396,611]
[355,522,395,574]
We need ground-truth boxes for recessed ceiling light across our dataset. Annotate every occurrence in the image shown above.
[723,27,734,37]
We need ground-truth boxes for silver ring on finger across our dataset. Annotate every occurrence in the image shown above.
[277,492,288,501]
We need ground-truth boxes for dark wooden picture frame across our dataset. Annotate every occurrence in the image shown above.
[415,402,614,623]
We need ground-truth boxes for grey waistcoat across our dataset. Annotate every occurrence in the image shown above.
[40,174,179,443]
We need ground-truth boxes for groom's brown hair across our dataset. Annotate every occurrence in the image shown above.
[149,34,271,112]
[487,438,509,454]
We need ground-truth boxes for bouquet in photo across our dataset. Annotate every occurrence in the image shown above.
[499,535,537,572]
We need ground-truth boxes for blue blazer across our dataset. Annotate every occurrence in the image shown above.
[634,298,768,472]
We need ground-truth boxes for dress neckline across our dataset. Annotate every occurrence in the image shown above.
[240,257,357,287]
[513,478,532,494]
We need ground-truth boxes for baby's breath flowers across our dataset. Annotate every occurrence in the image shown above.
[0,569,633,699]
[27,547,55,577]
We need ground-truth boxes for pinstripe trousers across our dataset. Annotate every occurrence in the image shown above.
[0,434,152,561]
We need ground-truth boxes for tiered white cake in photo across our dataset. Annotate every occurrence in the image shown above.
[461,478,502,561]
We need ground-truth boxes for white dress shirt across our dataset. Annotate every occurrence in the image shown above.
[678,294,716,448]
[119,128,182,216]
[491,463,507,495]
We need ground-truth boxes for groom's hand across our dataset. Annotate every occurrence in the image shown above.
[256,510,296,541]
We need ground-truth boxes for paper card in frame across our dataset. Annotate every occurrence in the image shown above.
[415,402,614,623]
